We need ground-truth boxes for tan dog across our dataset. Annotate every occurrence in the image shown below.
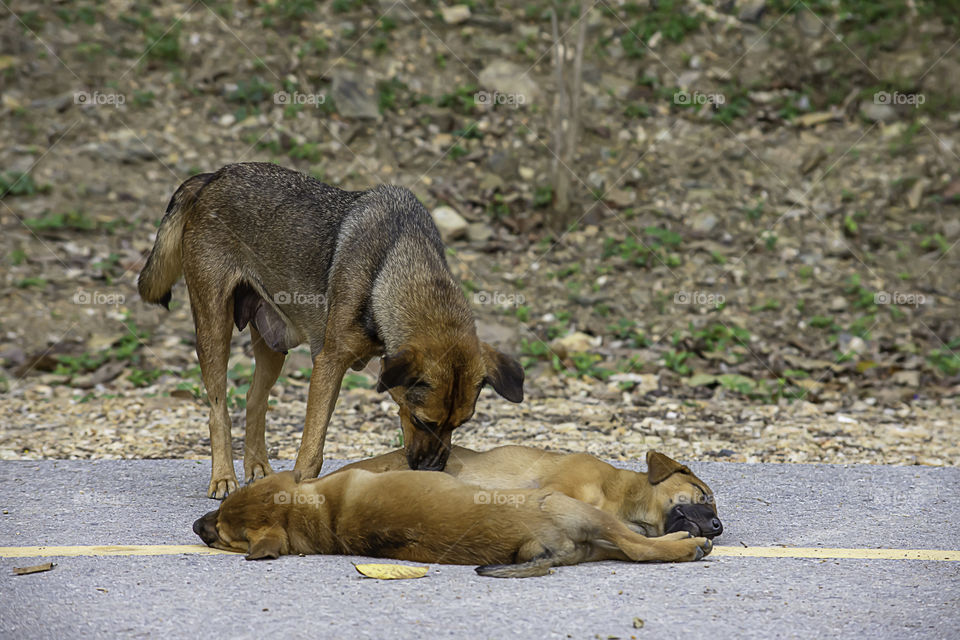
[193,469,713,577]
[337,446,723,539]
[138,163,523,498]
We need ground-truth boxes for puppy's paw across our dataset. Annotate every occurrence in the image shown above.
[698,538,713,559]
[208,476,239,500]
[685,536,712,561]
[244,460,274,485]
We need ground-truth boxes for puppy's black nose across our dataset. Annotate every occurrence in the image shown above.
[709,518,723,536]
[193,510,220,545]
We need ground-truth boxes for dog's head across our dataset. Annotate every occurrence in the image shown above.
[193,471,302,560]
[623,451,723,539]
[377,338,523,471]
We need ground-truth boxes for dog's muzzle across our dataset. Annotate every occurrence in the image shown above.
[407,446,450,472]
[193,510,221,546]
[665,504,723,538]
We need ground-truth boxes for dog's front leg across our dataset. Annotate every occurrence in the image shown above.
[294,351,349,478]
[612,529,713,563]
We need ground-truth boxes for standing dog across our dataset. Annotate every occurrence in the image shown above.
[338,446,723,539]
[193,469,713,577]
[139,163,524,498]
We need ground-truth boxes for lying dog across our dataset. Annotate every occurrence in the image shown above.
[337,446,722,538]
[139,163,523,498]
[194,469,713,577]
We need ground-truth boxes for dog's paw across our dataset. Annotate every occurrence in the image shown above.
[685,536,712,561]
[208,476,239,500]
[244,461,274,485]
[625,534,712,563]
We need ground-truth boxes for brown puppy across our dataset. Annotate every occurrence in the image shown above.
[337,446,723,539]
[193,469,713,577]
[139,163,523,498]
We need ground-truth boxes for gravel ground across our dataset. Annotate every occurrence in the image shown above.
[2,369,956,467]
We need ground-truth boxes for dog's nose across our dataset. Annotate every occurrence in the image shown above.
[413,456,446,472]
[193,511,219,545]
[709,518,723,536]
[408,447,450,471]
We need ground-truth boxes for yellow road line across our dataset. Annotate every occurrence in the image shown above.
[0,545,237,558]
[0,544,958,561]
[710,546,960,561]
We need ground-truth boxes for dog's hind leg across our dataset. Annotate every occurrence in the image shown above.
[190,286,238,499]
[243,325,285,484]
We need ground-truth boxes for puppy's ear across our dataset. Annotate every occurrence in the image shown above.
[245,527,284,561]
[646,451,691,484]
[377,350,417,392]
[481,342,524,403]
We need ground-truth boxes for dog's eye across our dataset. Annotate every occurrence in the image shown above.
[411,415,439,432]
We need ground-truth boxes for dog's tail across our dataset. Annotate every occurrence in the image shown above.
[474,557,556,579]
[138,172,214,309]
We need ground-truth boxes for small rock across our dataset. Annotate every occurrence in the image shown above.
[484,150,518,177]
[689,212,718,233]
[441,4,471,24]
[218,113,236,127]
[906,178,930,210]
[829,296,848,311]
[859,99,897,123]
[609,373,659,395]
[478,60,541,105]
[550,331,600,358]
[518,166,535,181]
[837,333,867,355]
[795,7,823,36]
[891,370,920,386]
[738,0,766,23]
[477,173,504,191]
[467,222,492,243]
[605,188,635,207]
[431,206,468,242]
[331,71,381,121]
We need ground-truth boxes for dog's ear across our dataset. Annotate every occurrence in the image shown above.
[377,350,418,392]
[481,342,524,403]
[245,526,284,561]
[646,451,692,484]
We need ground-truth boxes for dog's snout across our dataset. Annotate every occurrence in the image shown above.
[407,446,450,472]
[708,517,723,537]
[193,510,220,546]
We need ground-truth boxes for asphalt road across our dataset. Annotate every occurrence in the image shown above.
[2,458,958,639]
